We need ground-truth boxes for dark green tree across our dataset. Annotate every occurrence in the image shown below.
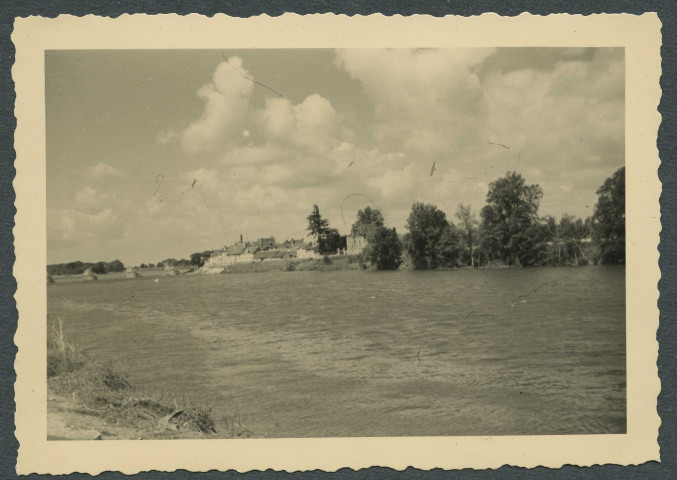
[435,224,463,267]
[511,222,550,266]
[362,227,402,270]
[405,202,450,269]
[190,251,212,267]
[352,206,385,237]
[592,167,625,264]
[107,260,125,272]
[306,204,330,251]
[91,262,107,274]
[480,172,544,266]
[67,261,85,274]
[323,228,346,254]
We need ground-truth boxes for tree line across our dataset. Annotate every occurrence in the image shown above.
[47,259,125,275]
[308,167,624,270]
[50,168,624,274]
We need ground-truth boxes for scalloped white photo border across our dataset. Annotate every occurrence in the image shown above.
[12,13,661,475]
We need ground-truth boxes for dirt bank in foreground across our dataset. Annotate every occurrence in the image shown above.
[48,389,143,440]
[47,387,216,440]
[47,373,250,440]
[47,318,251,440]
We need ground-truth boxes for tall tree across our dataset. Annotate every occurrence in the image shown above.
[306,204,330,251]
[455,203,478,267]
[352,206,385,237]
[405,202,450,269]
[362,227,402,270]
[592,167,625,264]
[480,171,544,266]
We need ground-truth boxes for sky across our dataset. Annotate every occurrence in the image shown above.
[46,48,624,267]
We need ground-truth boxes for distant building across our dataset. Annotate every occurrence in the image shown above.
[346,233,367,255]
[275,249,296,260]
[258,236,276,250]
[240,246,258,263]
[205,243,259,266]
[282,238,304,249]
[253,251,273,262]
[297,246,320,260]
[253,249,296,262]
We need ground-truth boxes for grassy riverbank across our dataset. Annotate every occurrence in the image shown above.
[47,318,250,440]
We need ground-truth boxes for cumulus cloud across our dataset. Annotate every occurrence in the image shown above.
[48,184,127,261]
[335,48,495,158]
[481,47,624,183]
[74,186,119,214]
[180,57,254,155]
[83,161,126,180]
[260,94,347,153]
[369,164,419,201]
[48,207,123,246]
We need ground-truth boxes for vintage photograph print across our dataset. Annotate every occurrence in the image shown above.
[13,14,661,475]
[45,47,627,440]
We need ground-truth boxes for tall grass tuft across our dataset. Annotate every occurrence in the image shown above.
[47,317,84,377]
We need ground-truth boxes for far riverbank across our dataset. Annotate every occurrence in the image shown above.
[48,254,614,284]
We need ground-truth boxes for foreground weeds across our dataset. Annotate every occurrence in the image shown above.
[47,317,85,377]
[48,318,251,439]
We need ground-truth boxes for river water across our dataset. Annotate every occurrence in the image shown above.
[47,266,626,437]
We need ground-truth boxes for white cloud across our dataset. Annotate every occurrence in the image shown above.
[48,185,127,259]
[369,164,418,201]
[84,161,126,180]
[48,207,123,247]
[475,48,624,194]
[180,57,254,155]
[260,94,346,153]
[74,186,119,214]
[335,48,495,158]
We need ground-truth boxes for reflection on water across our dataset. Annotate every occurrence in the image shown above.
[48,266,626,437]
